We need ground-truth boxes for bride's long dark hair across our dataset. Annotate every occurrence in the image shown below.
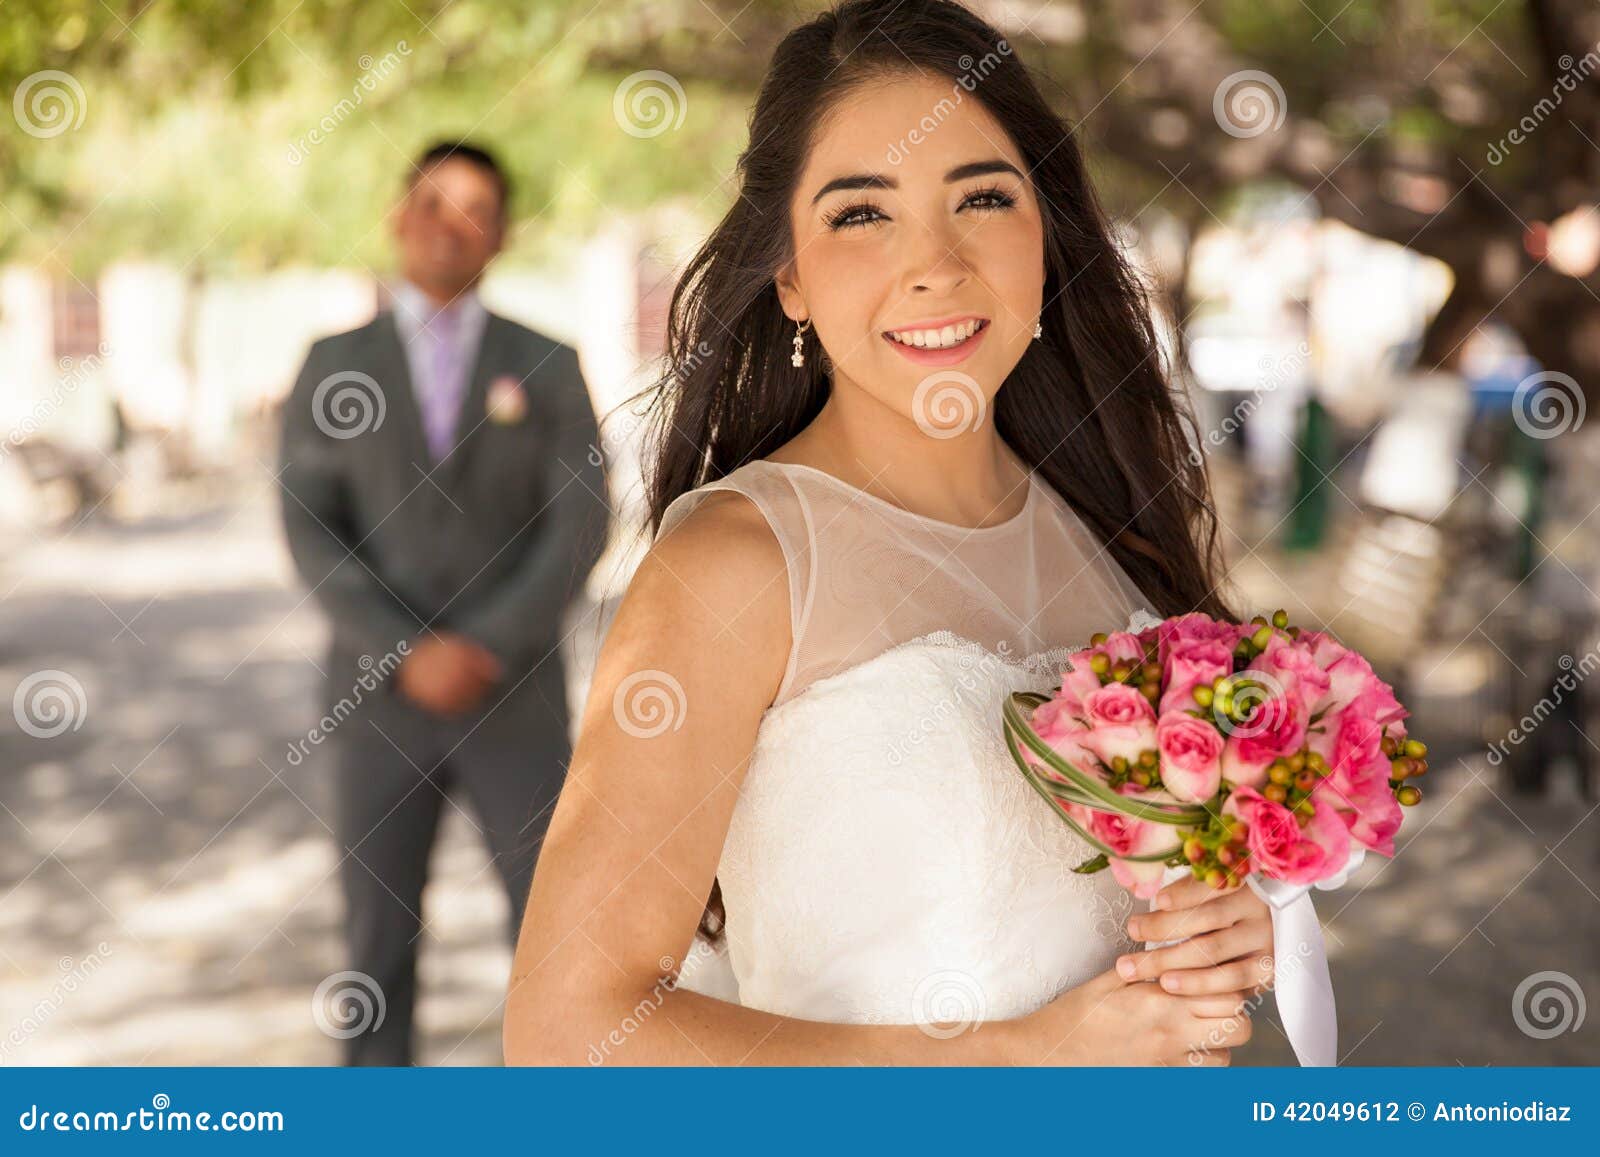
[629,0,1234,944]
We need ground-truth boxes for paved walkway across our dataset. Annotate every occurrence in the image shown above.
[1,483,1594,1065]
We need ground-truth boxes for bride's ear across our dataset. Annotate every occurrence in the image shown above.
[774,261,806,323]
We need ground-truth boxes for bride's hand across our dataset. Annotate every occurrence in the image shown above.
[1013,960,1254,1066]
[1115,875,1275,1000]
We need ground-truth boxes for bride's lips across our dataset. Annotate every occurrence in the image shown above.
[881,315,991,367]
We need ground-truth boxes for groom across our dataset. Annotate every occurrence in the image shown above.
[278,140,608,1065]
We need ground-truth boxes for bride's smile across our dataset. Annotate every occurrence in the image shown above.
[882,315,991,366]
[507,0,1254,1070]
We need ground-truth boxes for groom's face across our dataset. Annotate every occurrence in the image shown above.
[392,156,505,301]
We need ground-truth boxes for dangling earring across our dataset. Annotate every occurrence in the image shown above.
[792,318,811,367]
[1033,319,1043,340]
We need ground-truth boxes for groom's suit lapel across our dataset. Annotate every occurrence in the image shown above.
[369,313,433,474]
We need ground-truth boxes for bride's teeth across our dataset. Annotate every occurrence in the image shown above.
[889,319,982,349]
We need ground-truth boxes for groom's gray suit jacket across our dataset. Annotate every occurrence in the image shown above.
[277,308,608,749]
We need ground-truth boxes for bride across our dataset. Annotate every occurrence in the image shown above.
[505,0,1274,1065]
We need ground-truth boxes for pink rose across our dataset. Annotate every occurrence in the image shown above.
[1159,640,1233,714]
[1079,683,1158,766]
[1304,707,1402,857]
[1303,634,1405,727]
[1322,765,1403,857]
[1158,613,1246,665]
[1053,652,1104,718]
[1254,634,1332,713]
[1156,710,1224,803]
[1088,799,1174,899]
[1029,698,1100,776]
[1219,692,1307,788]
[1306,702,1384,784]
[1098,631,1147,668]
[1223,786,1352,886]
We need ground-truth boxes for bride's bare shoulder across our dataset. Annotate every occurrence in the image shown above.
[614,487,791,691]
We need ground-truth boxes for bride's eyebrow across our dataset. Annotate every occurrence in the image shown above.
[808,158,1025,205]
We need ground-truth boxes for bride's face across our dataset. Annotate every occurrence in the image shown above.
[777,69,1046,425]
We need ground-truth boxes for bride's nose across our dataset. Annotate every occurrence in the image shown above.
[900,217,971,296]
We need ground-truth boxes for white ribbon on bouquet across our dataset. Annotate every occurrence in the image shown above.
[1144,847,1363,1067]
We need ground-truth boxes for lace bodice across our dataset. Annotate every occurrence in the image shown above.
[656,452,1154,1028]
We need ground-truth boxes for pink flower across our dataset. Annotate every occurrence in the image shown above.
[1303,706,1403,857]
[1053,653,1104,719]
[1159,640,1233,714]
[1300,629,1349,671]
[1079,683,1158,766]
[1322,766,1403,857]
[1156,710,1224,803]
[1306,702,1384,785]
[1060,798,1095,827]
[1254,634,1332,712]
[1029,698,1100,775]
[1223,786,1352,886]
[1219,692,1307,788]
[1098,631,1147,668]
[1301,631,1406,727]
[1088,799,1174,899]
[1158,613,1246,665]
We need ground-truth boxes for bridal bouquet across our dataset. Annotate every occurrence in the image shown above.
[1002,610,1425,905]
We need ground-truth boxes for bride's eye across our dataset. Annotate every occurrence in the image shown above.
[824,200,885,231]
[959,185,1018,213]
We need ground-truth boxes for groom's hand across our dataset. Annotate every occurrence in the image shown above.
[396,632,504,717]
[1114,875,1274,999]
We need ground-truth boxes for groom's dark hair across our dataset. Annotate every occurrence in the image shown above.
[406,139,511,221]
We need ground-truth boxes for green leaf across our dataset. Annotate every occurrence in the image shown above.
[1071,853,1110,875]
[1003,692,1212,826]
[1001,703,1188,863]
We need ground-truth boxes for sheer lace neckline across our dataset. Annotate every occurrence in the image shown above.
[762,459,1036,535]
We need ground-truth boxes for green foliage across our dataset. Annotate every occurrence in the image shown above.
[0,0,754,271]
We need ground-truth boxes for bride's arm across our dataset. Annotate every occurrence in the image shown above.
[503,491,1021,1066]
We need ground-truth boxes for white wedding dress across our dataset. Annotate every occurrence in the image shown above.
[656,450,1157,1029]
